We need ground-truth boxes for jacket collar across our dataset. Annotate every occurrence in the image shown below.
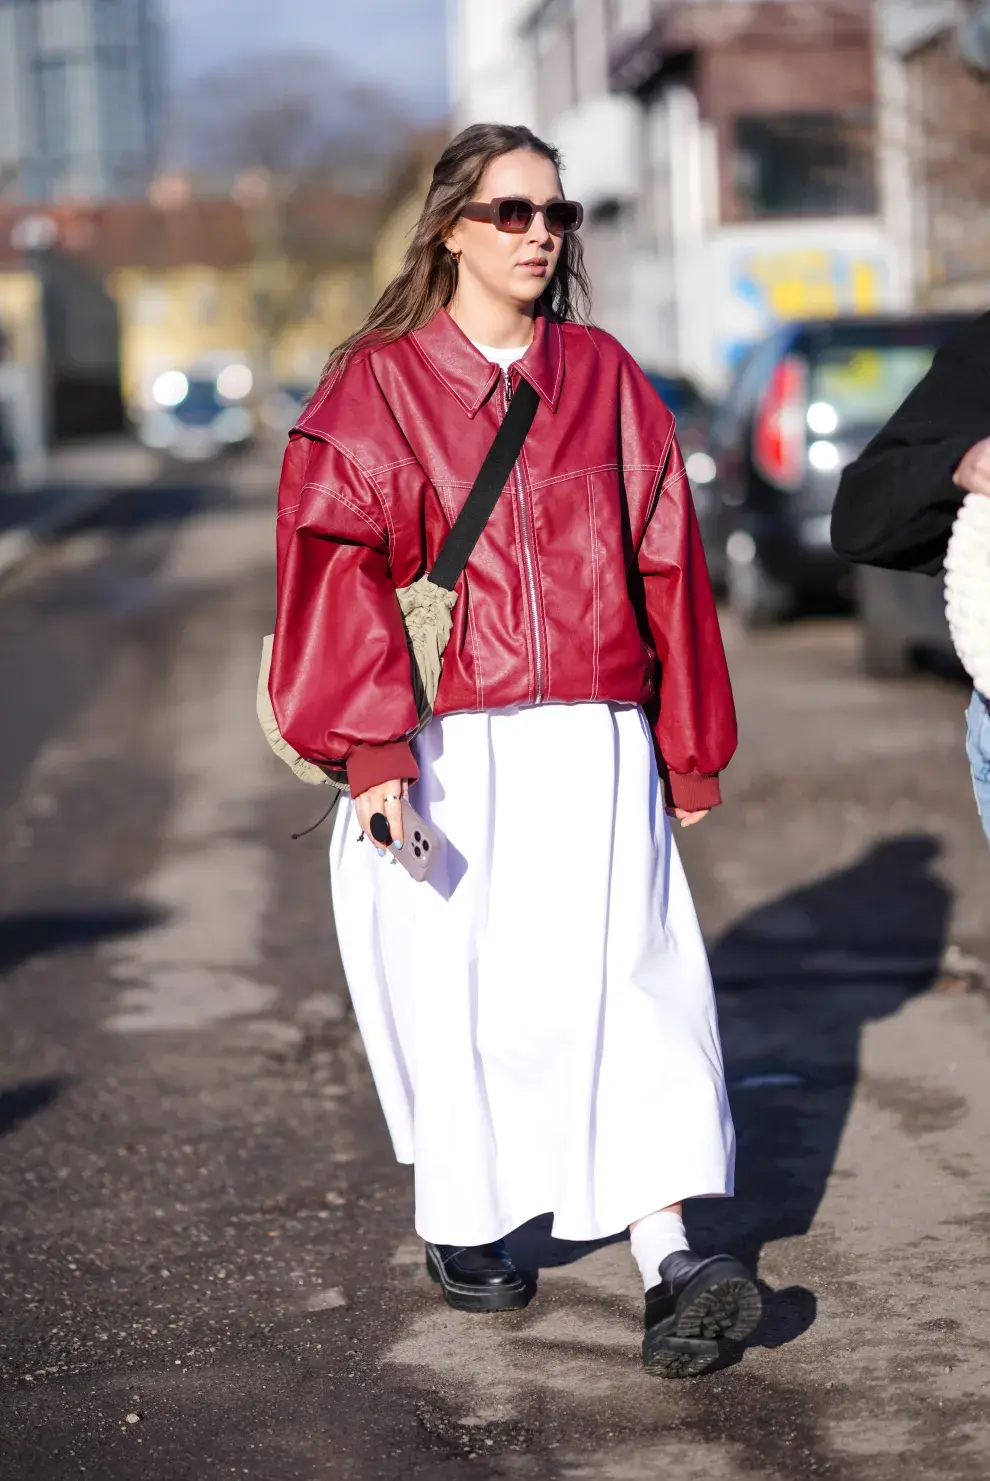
[411,306,564,417]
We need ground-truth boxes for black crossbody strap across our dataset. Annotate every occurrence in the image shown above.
[428,378,540,592]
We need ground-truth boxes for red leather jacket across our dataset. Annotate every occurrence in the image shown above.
[270,308,736,809]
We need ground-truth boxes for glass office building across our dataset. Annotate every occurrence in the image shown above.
[0,0,166,201]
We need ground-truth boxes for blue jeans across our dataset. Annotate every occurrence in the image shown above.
[966,691,990,847]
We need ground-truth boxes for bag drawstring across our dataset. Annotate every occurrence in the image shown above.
[291,791,343,840]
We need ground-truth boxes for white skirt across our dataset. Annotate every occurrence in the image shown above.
[329,702,735,1245]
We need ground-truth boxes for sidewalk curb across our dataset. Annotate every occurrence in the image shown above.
[0,483,121,587]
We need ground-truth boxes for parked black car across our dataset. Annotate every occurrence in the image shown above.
[702,313,972,627]
[853,562,961,677]
[645,371,712,457]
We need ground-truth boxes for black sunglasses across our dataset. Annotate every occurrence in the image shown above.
[461,197,584,235]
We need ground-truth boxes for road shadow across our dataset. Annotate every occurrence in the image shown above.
[72,481,221,535]
[0,1076,68,1138]
[690,832,950,1348]
[506,834,949,1354]
[503,1214,628,1280]
[0,902,164,978]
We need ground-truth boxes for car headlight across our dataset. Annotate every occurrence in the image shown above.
[216,363,253,401]
[152,370,189,408]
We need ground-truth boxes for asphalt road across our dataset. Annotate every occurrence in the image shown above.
[1,453,989,1480]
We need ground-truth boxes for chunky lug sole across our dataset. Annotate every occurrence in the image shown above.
[643,1255,762,1379]
[425,1243,531,1313]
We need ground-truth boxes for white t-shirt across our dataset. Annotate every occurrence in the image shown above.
[471,341,528,372]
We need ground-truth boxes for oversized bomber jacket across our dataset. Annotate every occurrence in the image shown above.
[269,306,737,808]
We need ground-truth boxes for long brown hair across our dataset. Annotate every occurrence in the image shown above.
[319,123,593,388]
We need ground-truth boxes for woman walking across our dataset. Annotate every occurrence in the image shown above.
[269,124,760,1377]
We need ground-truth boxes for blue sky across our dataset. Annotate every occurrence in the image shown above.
[163,0,450,117]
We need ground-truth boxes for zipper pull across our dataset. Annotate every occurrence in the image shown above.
[504,368,513,403]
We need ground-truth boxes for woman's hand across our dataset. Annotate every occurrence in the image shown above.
[674,808,709,828]
[355,780,406,856]
[954,438,990,497]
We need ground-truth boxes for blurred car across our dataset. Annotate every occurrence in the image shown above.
[702,313,972,627]
[0,397,14,491]
[645,371,712,457]
[260,382,313,434]
[853,563,961,678]
[137,363,255,462]
[645,370,720,540]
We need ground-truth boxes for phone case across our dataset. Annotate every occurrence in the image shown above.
[395,798,441,883]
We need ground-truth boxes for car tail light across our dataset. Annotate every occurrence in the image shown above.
[753,355,807,491]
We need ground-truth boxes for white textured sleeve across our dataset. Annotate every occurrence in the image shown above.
[944,493,990,695]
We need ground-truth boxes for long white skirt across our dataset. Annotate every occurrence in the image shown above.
[329,702,735,1245]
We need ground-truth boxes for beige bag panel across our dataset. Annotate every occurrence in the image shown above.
[396,576,458,716]
[256,579,458,787]
[256,634,341,787]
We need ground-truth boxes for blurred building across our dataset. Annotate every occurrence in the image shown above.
[97,193,382,417]
[448,1,540,132]
[0,209,123,454]
[450,1,909,395]
[371,131,452,295]
[0,137,425,464]
[0,190,386,424]
[877,0,990,311]
[0,0,166,202]
[0,264,46,483]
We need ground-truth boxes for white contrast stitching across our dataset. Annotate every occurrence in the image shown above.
[662,467,689,490]
[549,320,563,404]
[316,433,395,544]
[410,330,479,412]
[437,483,485,708]
[529,462,621,489]
[370,456,421,475]
[506,469,536,701]
[519,437,551,697]
[587,472,601,701]
[301,481,387,542]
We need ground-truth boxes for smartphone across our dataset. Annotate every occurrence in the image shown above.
[369,799,442,883]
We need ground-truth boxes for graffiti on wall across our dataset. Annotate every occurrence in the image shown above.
[737,247,883,321]
[711,230,892,378]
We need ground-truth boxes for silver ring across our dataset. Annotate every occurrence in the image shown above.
[383,794,400,803]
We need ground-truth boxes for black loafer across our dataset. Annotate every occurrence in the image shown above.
[425,1240,531,1313]
[643,1250,762,1378]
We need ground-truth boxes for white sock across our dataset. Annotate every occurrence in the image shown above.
[629,1209,690,1291]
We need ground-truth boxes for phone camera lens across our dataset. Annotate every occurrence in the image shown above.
[422,840,430,851]
[413,846,422,857]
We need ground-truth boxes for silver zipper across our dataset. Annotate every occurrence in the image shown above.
[504,369,545,703]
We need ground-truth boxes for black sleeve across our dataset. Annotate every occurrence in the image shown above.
[830,314,990,575]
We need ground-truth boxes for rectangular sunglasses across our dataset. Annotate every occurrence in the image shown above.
[461,196,584,235]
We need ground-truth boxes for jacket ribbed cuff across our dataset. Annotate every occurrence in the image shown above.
[345,740,419,796]
[667,770,722,812]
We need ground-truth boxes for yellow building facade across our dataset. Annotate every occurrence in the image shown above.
[371,167,432,298]
[110,259,373,414]
[0,267,44,370]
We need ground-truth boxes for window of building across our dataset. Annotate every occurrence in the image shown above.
[733,111,877,220]
[34,56,70,177]
[532,3,578,122]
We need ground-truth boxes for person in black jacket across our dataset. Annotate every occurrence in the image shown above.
[831,311,990,845]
